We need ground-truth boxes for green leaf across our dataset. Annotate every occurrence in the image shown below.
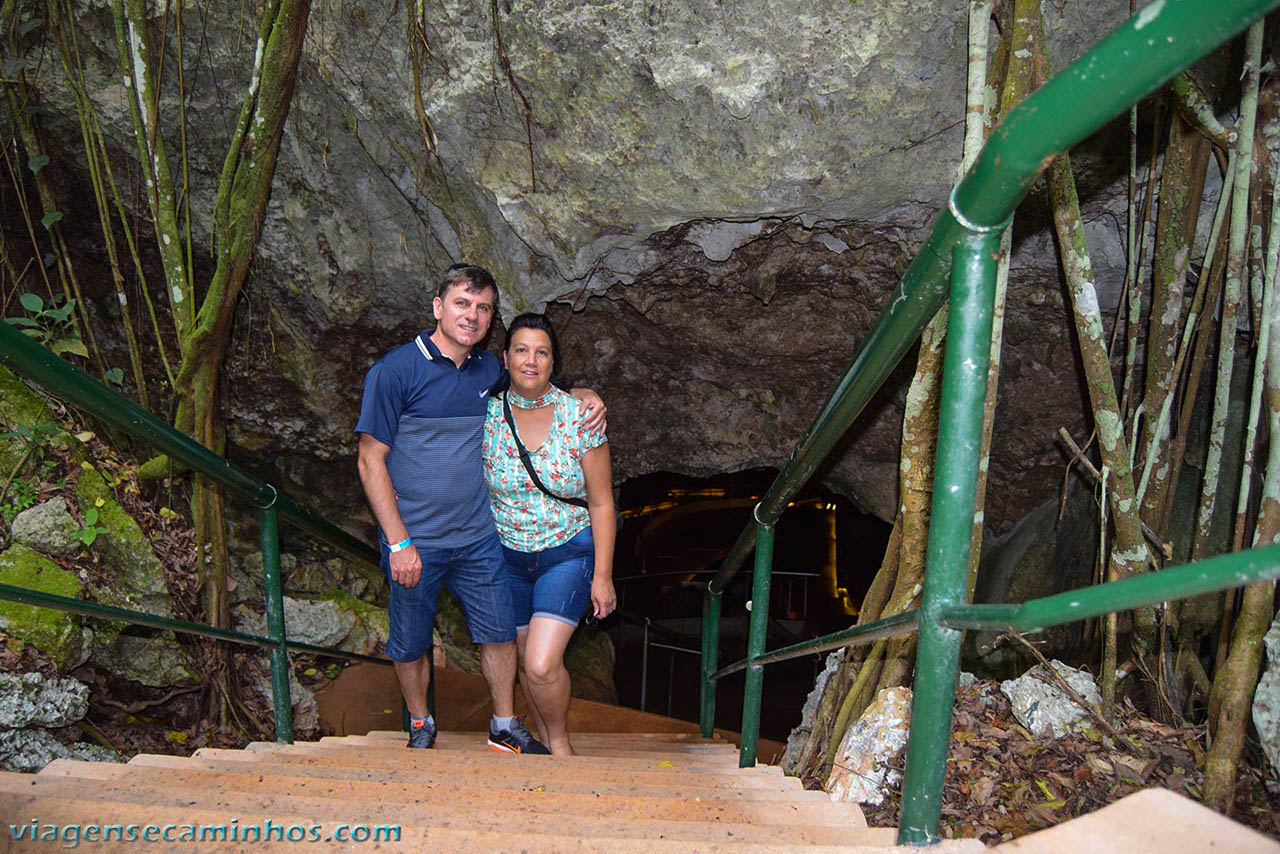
[19,18,43,39]
[27,153,49,174]
[80,528,98,546]
[19,293,43,313]
[45,305,74,323]
[4,317,40,328]
[104,367,124,385]
[51,337,89,358]
[19,328,45,341]
[84,508,98,526]
[40,211,63,229]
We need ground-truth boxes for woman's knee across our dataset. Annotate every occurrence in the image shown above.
[523,649,566,683]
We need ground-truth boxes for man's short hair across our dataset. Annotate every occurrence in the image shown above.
[438,263,499,310]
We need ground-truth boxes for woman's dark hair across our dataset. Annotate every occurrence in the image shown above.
[502,312,569,391]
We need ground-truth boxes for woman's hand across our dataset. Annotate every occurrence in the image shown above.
[591,576,616,620]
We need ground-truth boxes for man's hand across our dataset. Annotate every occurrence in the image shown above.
[570,388,607,434]
[389,544,422,588]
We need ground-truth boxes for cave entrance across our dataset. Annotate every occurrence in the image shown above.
[609,468,891,741]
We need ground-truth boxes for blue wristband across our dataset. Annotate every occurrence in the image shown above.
[388,538,413,553]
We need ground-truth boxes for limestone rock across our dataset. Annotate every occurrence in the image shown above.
[826,685,912,805]
[229,551,297,607]
[0,545,83,669]
[783,648,845,773]
[250,668,318,735]
[564,627,617,704]
[74,475,175,620]
[1000,660,1101,739]
[17,3,1136,540]
[0,672,89,729]
[323,591,389,657]
[1253,610,1280,786]
[0,366,58,478]
[238,596,356,650]
[90,632,199,689]
[0,728,123,774]
[10,498,80,555]
[968,480,1098,678]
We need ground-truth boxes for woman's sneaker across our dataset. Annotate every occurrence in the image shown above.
[487,717,550,754]
[406,718,436,749]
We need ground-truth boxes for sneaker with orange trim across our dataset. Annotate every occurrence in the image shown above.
[487,717,549,754]
[407,718,436,749]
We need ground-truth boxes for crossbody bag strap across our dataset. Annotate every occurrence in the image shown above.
[502,392,589,509]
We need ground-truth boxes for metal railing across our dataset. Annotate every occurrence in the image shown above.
[696,0,1280,845]
[0,320,397,744]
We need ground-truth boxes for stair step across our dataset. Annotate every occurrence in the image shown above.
[36,759,861,828]
[359,729,733,747]
[126,754,825,801]
[240,741,768,776]
[314,735,743,761]
[0,784,952,854]
[0,773,870,845]
[363,729,730,743]
[342,732,739,755]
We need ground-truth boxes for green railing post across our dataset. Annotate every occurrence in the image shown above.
[700,588,722,737]
[897,216,1004,844]
[259,498,293,744]
[738,514,775,767]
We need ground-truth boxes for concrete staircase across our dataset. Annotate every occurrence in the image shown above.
[3,729,1276,852]
[0,730,971,852]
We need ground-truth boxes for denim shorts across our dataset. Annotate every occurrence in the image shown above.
[502,526,595,629]
[381,530,516,662]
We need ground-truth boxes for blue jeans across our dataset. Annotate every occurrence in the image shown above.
[502,526,595,629]
[382,530,515,662]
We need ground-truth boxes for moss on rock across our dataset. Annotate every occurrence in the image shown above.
[0,545,83,669]
[322,589,390,656]
[74,473,174,619]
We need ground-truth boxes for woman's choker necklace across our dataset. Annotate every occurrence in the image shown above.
[508,388,555,409]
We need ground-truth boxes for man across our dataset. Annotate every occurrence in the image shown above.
[355,264,603,753]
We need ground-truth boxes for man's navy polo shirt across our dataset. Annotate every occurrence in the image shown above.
[355,330,503,548]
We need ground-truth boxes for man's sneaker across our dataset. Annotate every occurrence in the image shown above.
[487,717,550,755]
[406,718,436,749]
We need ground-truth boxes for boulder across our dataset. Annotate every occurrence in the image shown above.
[0,366,58,477]
[826,685,912,805]
[1252,610,1280,787]
[967,479,1098,679]
[782,648,845,773]
[237,596,356,650]
[0,672,89,729]
[323,590,389,657]
[1000,659,1101,739]
[0,728,122,774]
[250,667,319,735]
[229,550,297,607]
[89,631,200,689]
[10,498,80,555]
[0,545,83,669]
[74,474,175,619]
[291,557,379,603]
[564,626,617,704]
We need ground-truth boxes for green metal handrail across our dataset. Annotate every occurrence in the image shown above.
[0,320,396,743]
[0,582,389,664]
[696,0,1280,845]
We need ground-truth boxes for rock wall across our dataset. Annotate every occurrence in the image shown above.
[16,0,1148,532]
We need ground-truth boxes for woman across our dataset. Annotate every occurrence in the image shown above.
[482,313,617,755]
